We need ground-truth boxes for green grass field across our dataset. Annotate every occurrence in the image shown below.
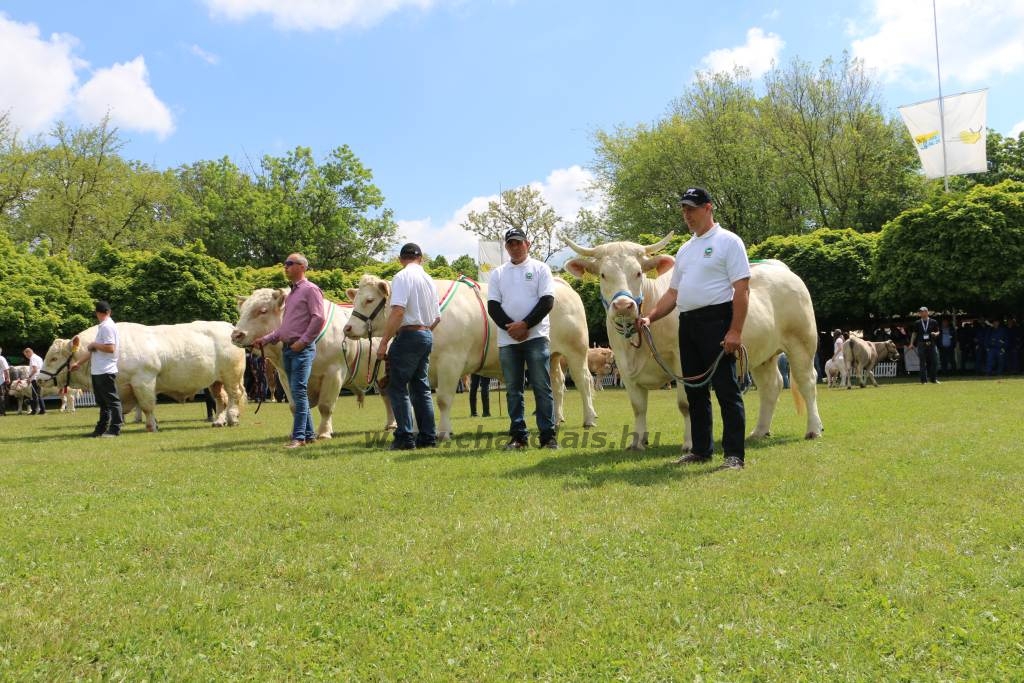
[2,376,1023,680]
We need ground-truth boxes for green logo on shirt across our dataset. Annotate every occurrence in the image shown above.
[526,272,534,280]
[704,247,713,258]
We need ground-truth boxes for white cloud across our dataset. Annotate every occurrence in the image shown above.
[851,0,1024,87]
[0,14,83,133]
[1010,120,1024,139]
[189,44,220,65]
[396,165,603,261]
[0,15,173,139]
[203,0,438,31]
[74,57,175,139]
[698,27,784,78]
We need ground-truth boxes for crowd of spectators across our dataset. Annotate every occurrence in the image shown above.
[816,316,1021,379]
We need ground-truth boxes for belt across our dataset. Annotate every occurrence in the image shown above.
[399,325,430,333]
[679,301,733,320]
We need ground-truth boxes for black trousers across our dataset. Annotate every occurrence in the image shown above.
[29,379,46,414]
[917,343,938,382]
[469,373,490,416]
[678,308,745,461]
[91,372,123,435]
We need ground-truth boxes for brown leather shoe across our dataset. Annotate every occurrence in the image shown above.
[284,440,305,449]
[672,453,712,465]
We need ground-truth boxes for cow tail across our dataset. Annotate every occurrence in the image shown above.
[791,381,807,416]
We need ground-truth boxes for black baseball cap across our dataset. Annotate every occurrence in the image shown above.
[504,228,528,243]
[399,243,422,258]
[94,300,111,313]
[678,187,712,207]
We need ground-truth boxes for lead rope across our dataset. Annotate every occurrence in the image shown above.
[253,345,267,414]
[639,324,752,391]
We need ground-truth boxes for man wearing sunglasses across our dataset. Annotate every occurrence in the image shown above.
[253,253,325,449]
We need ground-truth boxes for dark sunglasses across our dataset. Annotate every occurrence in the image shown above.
[284,260,298,267]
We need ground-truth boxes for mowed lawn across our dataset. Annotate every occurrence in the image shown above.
[1,376,1023,680]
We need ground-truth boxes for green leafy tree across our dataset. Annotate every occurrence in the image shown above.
[0,232,95,350]
[460,186,585,263]
[873,180,1024,315]
[450,254,478,279]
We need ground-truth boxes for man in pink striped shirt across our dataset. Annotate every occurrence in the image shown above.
[253,253,325,448]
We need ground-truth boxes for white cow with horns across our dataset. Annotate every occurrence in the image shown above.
[564,234,823,451]
[231,288,395,439]
[343,274,597,440]
[41,321,247,431]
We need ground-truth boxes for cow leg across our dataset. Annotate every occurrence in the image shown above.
[564,349,597,428]
[208,381,228,426]
[132,384,159,432]
[550,353,566,425]
[224,379,244,427]
[749,360,782,439]
[314,371,343,439]
[786,345,823,439]
[378,388,396,431]
[431,359,464,441]
[867,369,880,388]
[624,382,650,451]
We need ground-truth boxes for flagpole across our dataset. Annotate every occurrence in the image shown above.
[932,0,949,192]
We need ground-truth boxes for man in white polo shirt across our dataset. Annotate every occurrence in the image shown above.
[377,243,442,450]
[72,300,123,437]
[638,187,751,470]
[22,347,47,415]
[488,228,558,450]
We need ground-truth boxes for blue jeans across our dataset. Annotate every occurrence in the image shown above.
[387,330,436,447]
[499,337,556,445]
[282,344,316,442]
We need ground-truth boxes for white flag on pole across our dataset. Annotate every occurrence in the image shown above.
[898,89,988,179]
[477,240,504,284]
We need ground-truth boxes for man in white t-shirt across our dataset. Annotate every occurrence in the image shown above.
[638,187,751,470]
[72,300,123,437]
[0,347,9,416]
[22,347,47,415]
[377,243,442,450]
[488,228,558,449]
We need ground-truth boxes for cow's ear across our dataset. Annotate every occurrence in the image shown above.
[642,255,675,276]
[236,295,248,310]
[564,258,595,278]
[376,281,390,298]
[71,335,80,349]
[275,288,289,304]
[345,288,358,302]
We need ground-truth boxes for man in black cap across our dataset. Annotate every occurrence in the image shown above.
[911,306,940,383]
[376,243,441,450]
[71,300,123,436]
[637,187,751,470]
[487,228,558,449]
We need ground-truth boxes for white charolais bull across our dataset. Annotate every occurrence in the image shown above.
[824,352,848,388]
[231,288,395,439]
[344,275,596,440]
[41,321,246,431]
[565,236,823,451]
[8,378,83,413]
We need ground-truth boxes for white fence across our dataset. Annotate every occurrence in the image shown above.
[874,361,898,378]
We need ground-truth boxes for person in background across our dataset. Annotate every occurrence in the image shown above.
[637,187,751,471]
[469,373,490,417]
[911,306,940,384]
[0,347,9,416]
[22,347,47,415]
[488,228,558,450]
[938,318,957,374]
[376,243,441,451]
[253,253,325,449]
[71,301,123,437]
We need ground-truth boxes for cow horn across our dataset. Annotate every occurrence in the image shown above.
[643,232,675,254]
[562,235,598,257]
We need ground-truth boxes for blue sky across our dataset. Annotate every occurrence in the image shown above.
[2,0,1023,259]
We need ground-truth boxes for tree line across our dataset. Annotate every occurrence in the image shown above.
[3,53,1024,353]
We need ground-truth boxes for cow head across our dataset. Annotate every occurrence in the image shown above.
[344,274,391,339]
[564,235,675,322]
[586,347,615,377]
[881,340,899,361]
[41,336,90,386]
[232,288,288,347]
